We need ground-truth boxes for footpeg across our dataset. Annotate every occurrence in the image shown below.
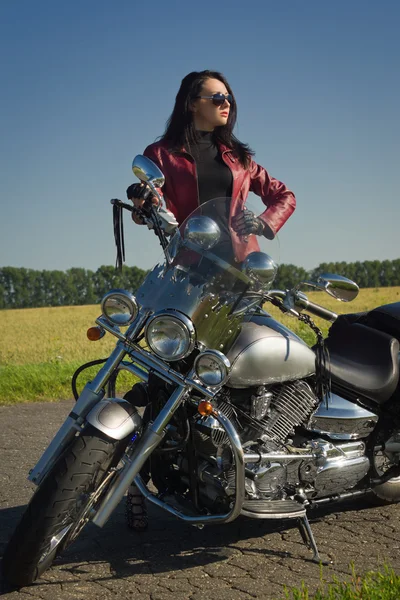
[241,498,306,519]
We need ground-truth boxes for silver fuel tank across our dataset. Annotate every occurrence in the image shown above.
[226,311,316,388]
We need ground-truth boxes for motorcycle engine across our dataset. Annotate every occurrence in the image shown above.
[191,380,318,505]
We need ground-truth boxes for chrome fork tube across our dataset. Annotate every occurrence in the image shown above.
[93,384,189,527]
[28,311,151,486]
[85,309,150,400]
[75,342,127,411]
[74,308,150,415]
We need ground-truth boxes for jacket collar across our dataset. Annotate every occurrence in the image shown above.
[165,138,236,162]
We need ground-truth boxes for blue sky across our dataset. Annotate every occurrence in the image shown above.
[1,0,399,273]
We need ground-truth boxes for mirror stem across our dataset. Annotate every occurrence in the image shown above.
[147,181,164,208]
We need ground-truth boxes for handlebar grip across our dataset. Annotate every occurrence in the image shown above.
[140,199,156,217]
[298,298,338,322]
[110,199,133,212]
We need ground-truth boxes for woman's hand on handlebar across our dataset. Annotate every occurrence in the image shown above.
[126,183,161,225]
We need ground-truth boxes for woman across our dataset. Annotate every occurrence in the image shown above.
[127,70,295,261]
[125,70,296,531]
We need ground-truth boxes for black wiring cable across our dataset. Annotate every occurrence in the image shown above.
[71,358,108,401]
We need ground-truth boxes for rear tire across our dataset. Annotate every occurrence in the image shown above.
[370,426,400,503]
[2,426,125,587]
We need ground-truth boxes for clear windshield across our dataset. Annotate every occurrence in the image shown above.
[166,197,280,295]
[135,198,281,351]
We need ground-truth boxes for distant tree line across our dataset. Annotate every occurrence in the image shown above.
[274,259,400,291]
[0,266,148,309]
[0,259,399,309]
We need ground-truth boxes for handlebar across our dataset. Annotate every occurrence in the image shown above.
[109,202,340,323]
[267,290,338,323]
[111,196,179,267]
[111,198,156,223]
[111,198,133,212]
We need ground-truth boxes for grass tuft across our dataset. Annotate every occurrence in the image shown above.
[282,564,400,600]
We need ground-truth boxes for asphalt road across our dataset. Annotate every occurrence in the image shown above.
[1,400,400,599]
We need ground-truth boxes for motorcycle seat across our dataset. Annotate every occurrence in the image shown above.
[328,301,400,342]
[324,323,399,405]
[364,302,400,340]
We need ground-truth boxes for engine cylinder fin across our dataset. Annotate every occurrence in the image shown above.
[212,400,239,446]
[260,380,318,444]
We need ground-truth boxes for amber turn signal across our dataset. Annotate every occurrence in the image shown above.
[198,401,214,416]
[87,326,104,341]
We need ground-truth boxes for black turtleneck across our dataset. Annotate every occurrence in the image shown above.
[191,131,233,205]
[190,131,234,262]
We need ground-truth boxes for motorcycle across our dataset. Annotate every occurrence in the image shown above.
[3,155,400,587]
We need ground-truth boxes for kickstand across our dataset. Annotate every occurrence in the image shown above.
[297,515,331,565]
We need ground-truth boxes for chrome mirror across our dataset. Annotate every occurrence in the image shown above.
[242,252,278,288]
[184,216,221,250]
[301,273,359,302]
[132,155,165,188]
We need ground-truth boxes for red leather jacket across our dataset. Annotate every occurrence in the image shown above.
[144,139,296,263]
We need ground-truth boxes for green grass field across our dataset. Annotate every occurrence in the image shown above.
[1,287,399,405]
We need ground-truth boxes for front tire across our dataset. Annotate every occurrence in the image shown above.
[2,426,125,587]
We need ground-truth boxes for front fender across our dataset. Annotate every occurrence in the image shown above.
[86,398,142,440]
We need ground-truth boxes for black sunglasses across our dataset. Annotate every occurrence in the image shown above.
[196,92,233,106]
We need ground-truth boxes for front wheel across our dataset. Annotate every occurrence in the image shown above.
[2,426,125,587]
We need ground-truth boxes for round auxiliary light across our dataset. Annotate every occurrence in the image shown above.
[194,350,231,387]
[101,289,139,326]
[184,216,221,250]
[241,252,278,288]
[145,311,196,361]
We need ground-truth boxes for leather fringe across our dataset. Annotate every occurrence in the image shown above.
[113,202,125,271]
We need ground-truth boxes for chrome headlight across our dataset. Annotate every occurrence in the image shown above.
[101,289,139,326]
[145,311,195,361]
[194,350,231,387]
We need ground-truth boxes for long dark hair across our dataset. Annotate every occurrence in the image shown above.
[161,70,254,168]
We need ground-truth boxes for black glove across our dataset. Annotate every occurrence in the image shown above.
[231,209,265,236]
[126,182,159,220]
[126,182,152,202]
